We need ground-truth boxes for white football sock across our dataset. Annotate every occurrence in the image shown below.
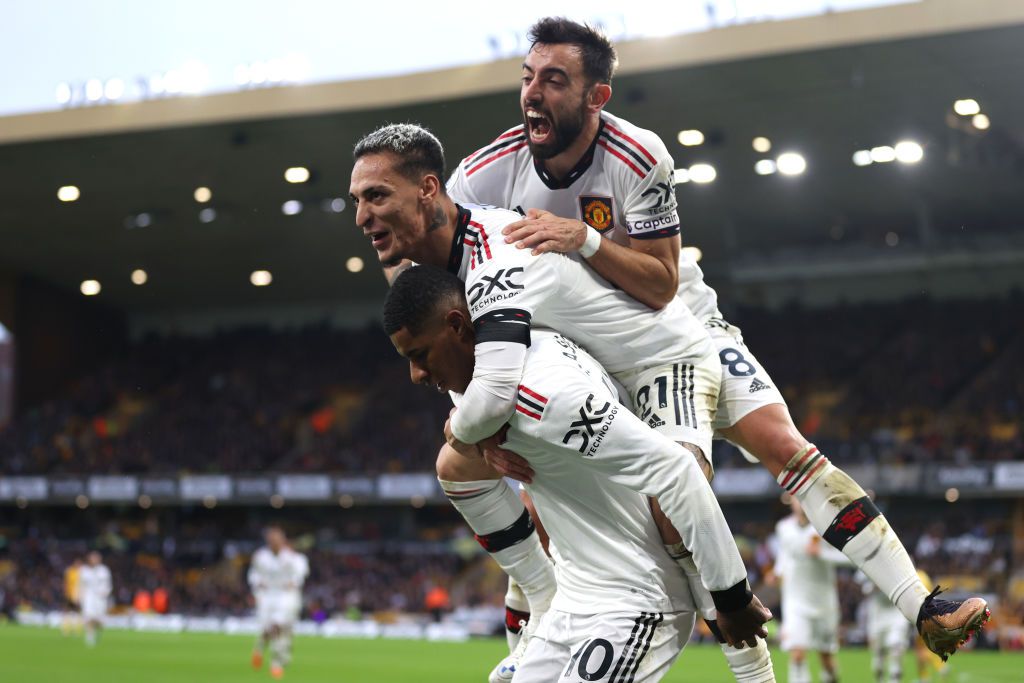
[871,644,884,682]
[441,478,555,616]
[669,550,718,622]
[721,639,776,682]
[888,646,905,683]
[670,549,775,681]
[504,577,530,652]
[788,658,810,683]
[779,445,929,623]
[270,628,293,667]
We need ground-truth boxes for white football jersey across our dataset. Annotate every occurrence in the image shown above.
[447,203,712,377]
[447,110,722,323]
[248,547,309,594]
[774,515,849,619]
[78,564,111,598]
[453,330,714,614]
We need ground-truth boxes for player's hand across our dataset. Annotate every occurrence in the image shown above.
[807,535,821,557]
[502,208,587,256]
[482,444,534,484]
[476,426,509,456]
[716,594,772,649]
[443,409,476,458]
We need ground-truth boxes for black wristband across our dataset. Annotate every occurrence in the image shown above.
[711,579,753,613]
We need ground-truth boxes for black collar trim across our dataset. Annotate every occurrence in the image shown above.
[447,204,473,275]
[532,119,605,190]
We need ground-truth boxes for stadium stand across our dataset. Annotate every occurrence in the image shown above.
[2,294,1019,475]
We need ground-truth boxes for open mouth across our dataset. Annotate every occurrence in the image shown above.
[368,230,391,250]
[526,110,553,145]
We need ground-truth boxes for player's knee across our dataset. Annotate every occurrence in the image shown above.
[435,444,466,481]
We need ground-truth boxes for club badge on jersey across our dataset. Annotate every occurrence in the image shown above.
[579,196,615,232]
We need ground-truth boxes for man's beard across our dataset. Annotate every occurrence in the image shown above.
[526,103,587,160]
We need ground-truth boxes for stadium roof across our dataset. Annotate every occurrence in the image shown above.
[1,21,1022,314]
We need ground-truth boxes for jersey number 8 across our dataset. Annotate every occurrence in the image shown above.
[719,347,756,377]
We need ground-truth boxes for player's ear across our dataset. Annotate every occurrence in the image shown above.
[420,173,442,204]
[445,308,464,334]
[588,83,612,111]
[447,309,473,341]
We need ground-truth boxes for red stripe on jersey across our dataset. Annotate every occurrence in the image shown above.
[467,127,526,163]
[597,140,646,179]
[518,385,549,404]
[467,142,528,177]
[604,123,658,165]
[497,127,525,140]
[515,404,542,420]
[780,447,819,488]
[470,221,493,260]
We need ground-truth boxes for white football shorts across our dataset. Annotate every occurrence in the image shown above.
[514,609,694,683]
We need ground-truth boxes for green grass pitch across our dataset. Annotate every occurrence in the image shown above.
[1,626,1019,682]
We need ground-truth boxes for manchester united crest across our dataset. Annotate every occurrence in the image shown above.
[579,196,614,232]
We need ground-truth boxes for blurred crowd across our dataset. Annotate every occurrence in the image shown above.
[717,294,1023,467]
[0,506,501,621]
[4,499,1021,651]
[0,294,1020,476]
[0,325,450,475]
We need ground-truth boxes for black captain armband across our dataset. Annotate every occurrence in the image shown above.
[710,579,754,613]
[474,308,532,346]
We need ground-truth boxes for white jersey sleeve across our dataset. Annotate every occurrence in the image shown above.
[447,158,484,205]
[100,565,111,598]
[506,333,747,603]
[449,213,561,444]
[291,552,309,587]
[248,548,267,590]
[619,133,680,242]
[447,125,523,208]
[97,566,112,598]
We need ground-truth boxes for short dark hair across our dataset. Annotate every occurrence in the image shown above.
[528,17,617,85]
[353,123,447,188]
[382,265,466,336]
